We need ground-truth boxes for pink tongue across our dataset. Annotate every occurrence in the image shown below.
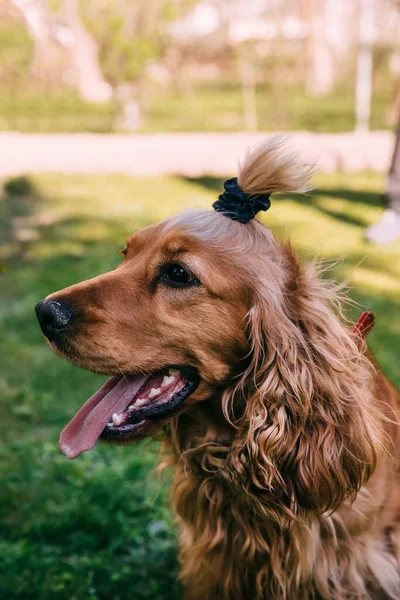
[59,375,148,459]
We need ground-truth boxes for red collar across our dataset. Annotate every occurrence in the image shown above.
[351,311,375,341]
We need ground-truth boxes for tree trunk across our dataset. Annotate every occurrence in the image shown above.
[12,0,111,101]
[303,0,335,97]
[63,0,111,103]
[239,59,258,132]
[355,0,375,132]
[10,0,56,85]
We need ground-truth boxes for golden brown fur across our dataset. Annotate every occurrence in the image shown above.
[44,138,400,599]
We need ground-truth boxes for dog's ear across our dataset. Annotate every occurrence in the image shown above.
[224,248,383,523]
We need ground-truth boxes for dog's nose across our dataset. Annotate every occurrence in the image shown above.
[35,300,73,341]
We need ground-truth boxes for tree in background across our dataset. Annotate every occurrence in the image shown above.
[2,0,400,134]
[10,0,111,101]
[79,0,194,129]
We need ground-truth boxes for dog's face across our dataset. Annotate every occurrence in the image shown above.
[35,214,253,458]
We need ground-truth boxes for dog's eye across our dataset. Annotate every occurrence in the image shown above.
[160,263,198,287]
[163,264,189,283]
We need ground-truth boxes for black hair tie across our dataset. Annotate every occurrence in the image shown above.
[212,177,271,224]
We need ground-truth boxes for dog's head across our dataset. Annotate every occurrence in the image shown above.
[36,211,258,456]
[35,138,382,521]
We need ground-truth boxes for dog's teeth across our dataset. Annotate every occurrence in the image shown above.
[127,404,136,411]
[112,413,123,426]
[168,369,179,376]
[148,387,161,399]
[135,398,146,407]
[161,375,174,387]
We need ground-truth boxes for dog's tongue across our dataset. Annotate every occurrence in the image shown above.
[59,375,148,459]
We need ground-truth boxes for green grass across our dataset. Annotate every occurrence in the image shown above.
[0,89,114,134]
[1,172,399,600]
[143,83,393,133]
[0,82,394,133]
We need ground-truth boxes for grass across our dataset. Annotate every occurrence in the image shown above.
[0,89,114,134]
[0,82,394,133]
[0,171,399,600]
[143,83,393,133]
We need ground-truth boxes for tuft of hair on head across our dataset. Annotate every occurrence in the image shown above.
[237,135,314,196]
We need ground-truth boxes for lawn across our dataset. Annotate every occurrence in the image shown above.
[0,82,394,133]
[1,171,399,600]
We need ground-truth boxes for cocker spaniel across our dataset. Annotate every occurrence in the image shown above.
[35,138,400,599]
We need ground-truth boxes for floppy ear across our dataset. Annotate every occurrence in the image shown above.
[224,248,383,524]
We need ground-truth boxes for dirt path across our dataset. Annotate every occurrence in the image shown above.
[0,131,394,177]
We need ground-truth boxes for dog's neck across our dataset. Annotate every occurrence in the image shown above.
[169,394,234,454]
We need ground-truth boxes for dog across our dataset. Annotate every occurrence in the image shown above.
[35,138,400,599]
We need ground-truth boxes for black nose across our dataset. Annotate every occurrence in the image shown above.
[35,300,73,341]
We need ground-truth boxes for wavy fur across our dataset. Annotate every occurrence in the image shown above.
[161,139,399,599]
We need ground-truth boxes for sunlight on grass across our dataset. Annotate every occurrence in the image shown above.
[26,240,87,259]
[351,266,400,295]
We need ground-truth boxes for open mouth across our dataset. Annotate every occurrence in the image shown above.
[59,366,199,459]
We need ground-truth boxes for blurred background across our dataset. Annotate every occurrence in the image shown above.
[0,0,400,133]
[1,1,399,599]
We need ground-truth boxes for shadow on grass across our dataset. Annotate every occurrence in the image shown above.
[0,176,41,261]
[182,175,384,228]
